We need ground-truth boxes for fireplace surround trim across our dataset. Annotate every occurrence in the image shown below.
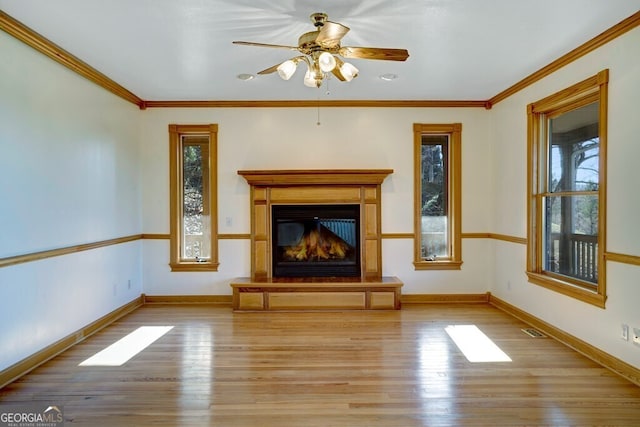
[234,169,401,311]
[238,169,393,280]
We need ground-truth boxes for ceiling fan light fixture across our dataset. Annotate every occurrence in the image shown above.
[340,62,359,82]
[276,59,298,80]
[303,66,314,87]
[233,12,409,89]
[303,69,320,88]
[304,62,323,88]
[318,51,337,72]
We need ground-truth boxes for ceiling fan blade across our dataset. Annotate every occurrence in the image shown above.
[257,63,282,75]
[316,21,350,49]
[331,57,347,81]
[339,47,410,61]
[331,67,347,82]
[233,41,299,51]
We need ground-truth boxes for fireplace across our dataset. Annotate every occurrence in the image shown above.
[236,169,393,280]
[272,204,360,277]
[231,169,403,311]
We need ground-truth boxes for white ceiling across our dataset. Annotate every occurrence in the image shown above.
[1,0,639,102]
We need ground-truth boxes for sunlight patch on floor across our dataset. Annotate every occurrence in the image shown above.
[445,325,512,362]
[79,326,173,366]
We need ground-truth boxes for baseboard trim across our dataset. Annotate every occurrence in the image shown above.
[489,293,640,387]
[402,293,490,304]
[142,294,233,305]
[0,295,144,389]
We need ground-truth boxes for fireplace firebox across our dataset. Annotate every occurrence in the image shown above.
[272,204,360,277]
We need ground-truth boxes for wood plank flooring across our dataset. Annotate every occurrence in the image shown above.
[2,303,640,426]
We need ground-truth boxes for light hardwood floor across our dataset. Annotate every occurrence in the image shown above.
[2,303,640,426]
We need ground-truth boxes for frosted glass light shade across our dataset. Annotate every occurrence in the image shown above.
[304,69,317,87]
[340,62,359,81]
[277,60,297,80]
[318,52,337,72]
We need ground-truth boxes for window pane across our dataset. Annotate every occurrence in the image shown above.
[182,137,210,260]
[421,135,449,258]
[549,102,599,192]
[544,194,598,284]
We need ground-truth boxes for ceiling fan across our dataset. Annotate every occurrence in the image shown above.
[233,12,410,88]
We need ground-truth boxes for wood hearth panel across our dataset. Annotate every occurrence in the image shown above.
[238,292,264,310]
[269,292,366,310]
[370,292,396,309]
[230,277,403,311]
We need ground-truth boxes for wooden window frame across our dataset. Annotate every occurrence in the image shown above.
[169,124,219,272]
[526,70,608,307]
[413,123,463,270]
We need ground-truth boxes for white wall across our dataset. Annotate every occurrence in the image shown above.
[139,107,493,295]
[0,32,142,370]
[489,27,640,369]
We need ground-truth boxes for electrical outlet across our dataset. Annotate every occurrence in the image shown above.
[621,324,629,341]
[633,328,640,346]
[127,279,131,290]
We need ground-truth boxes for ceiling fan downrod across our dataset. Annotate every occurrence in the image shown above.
[310,12,328,28]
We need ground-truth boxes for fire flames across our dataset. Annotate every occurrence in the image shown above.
[283,226,350,261]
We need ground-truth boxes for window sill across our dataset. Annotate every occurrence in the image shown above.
[170,262,219,272]
[526,271,606,308]
[414,260,463,271]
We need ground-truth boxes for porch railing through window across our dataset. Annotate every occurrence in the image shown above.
[548,233,598,284]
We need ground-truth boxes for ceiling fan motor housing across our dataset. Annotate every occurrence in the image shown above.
[310,12,328,27]
[298,31,331,54]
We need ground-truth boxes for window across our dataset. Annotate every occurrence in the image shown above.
[527,70,608,307]
[169,124,218,271]
[413,123,462,270]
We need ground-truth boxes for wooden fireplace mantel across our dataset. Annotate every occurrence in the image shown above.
[233,168,401,311]
[237,169,394,186]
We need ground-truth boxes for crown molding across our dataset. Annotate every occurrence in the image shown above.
[2,10,638,109]
[488,10,640,106]
[0,10,144,108]
[142,100,488,108]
